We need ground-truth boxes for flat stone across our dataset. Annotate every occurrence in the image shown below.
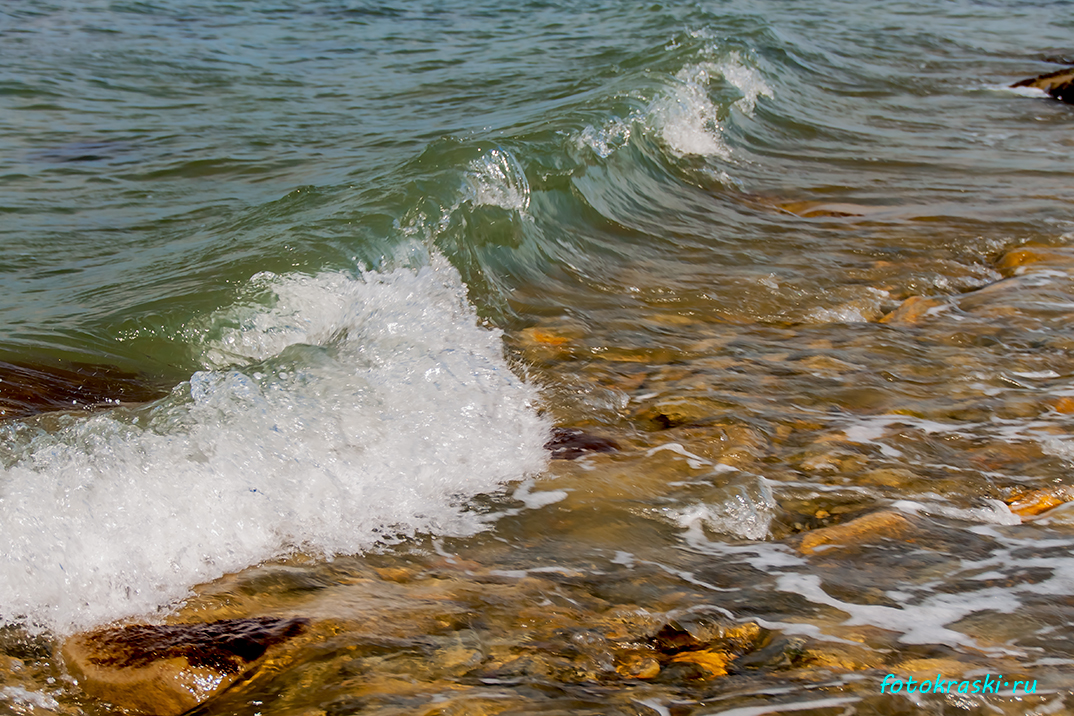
[63,617,308,716]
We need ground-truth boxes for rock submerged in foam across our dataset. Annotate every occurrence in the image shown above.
[62,617,308,716]
[0,359,166,419]
[1012,66,1074,104]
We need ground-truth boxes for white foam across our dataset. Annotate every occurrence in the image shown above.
[576,117,633,159]
[1005,84,1050,99]
[892,499,1021,526]
[1,686,60,712]
[717,52,774,115]
[1011,370,1060,379]
[575,53,771,160]
[645,441,713,470]
[774,573,1021,650]
[461,148,530,213]
[651,56,772,158]
[650,63,732,158]
[512,479,568,509]
[674,476,775,540]
[0,256,550,634]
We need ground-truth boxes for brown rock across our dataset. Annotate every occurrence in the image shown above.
[995,245,1074,275]
[716,424,769,468]
[63,617,308,716]
[0,360,167,419]
[879,296,947,325]
[1012,66,1074,104]
[615,654,661,679]
[544,427,619,460]
[668,649,731,678]
[797,510,913,555]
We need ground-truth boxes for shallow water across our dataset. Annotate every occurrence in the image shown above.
[2,1,1074,713]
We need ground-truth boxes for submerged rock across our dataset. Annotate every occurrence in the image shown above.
[0,360,166,419]
[995,244,1074,275]
[1006,486,1074,517]
[878,295,947,325]
[62,617,308,716]
[545,427,619,460]
[795,510,913,555]
[1012,66,1074,104]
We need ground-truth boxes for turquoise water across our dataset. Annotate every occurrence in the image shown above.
[3,1,1074,713]
[4,1,1068,365]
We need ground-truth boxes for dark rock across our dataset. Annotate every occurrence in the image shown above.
[0,360,167,419]
[62,617,308,716]
[734,635,806,670]
[544,427,619,460]
[1012,66,1074,104]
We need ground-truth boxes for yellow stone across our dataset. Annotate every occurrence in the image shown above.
[1007,486,1074,517]
[375,567,416,583]
[669,649,732,677]
[879,296,947,325]
[894,658,968,678]
[797,510,913,555]
[995,245,1074,275]
[615,654,661,679]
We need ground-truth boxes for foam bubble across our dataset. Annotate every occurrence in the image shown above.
[575,54,772,161]
[576,117,633,159]
[1,686,60,712]
[0,256,549,634]
[650,63,732,158]
[674,475,775,540]
[716,52,773,115]
[892,498,1021,526]
[461,148,530,213]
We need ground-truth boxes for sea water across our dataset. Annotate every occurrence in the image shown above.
[2,1,1074,713]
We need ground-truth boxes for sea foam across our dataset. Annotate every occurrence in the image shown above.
[576,52,772,160]
[0,256,549,634]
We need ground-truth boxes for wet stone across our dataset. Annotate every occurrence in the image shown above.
[1012,66,1074,104]
[995,244,1074,275]
[1006,486,1074,517]
[62,617,309,716]
[544,427,620,460]
[646,618,762,681]
[878,295,947,325]
[0,360,167,419]
[795,510,914,555]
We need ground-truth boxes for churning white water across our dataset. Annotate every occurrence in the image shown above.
[0,256,550,634]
